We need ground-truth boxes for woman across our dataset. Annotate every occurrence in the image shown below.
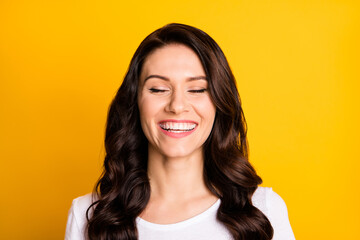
[65,23,295,240]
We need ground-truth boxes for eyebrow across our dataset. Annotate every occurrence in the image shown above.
[144,75,207,82]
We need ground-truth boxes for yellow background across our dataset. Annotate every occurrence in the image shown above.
[1,0,359,239]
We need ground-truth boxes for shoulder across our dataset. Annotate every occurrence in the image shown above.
[65,193,97,240]
[72,193,96,216]
[252,187,286,214]
[252,187,296,240]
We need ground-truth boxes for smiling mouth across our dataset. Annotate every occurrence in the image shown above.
[159,122,197,132]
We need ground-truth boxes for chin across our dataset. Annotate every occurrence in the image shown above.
[161,145,204,159]
[161,149,192,159]
[149,141,203,159]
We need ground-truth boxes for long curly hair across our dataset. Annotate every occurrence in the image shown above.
[87,23,273,240]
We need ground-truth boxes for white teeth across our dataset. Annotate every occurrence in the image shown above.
[159,122,197,131]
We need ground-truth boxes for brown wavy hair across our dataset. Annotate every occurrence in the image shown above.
[87,23,273,240]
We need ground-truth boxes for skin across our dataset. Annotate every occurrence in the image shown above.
[137,44,218,224]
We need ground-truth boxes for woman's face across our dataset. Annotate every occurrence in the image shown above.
[137,44,216,159]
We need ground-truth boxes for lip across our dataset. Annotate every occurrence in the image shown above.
[158,119,198,138]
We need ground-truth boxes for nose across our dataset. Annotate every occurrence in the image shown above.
[165,89,189,114]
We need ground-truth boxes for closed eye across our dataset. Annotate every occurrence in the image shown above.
[149,88,167,93]
[188,89,207,93]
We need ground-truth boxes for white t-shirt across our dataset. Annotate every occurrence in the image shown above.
[65,187,295,240]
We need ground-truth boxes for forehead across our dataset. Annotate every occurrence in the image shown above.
[140,44,206,79]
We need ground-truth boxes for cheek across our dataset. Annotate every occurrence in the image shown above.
[138,95,162,119]
[138,100,152,130]
[138,96,164,135]
[194,98,216,120]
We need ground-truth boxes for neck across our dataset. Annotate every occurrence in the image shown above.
[147,146,211,201]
